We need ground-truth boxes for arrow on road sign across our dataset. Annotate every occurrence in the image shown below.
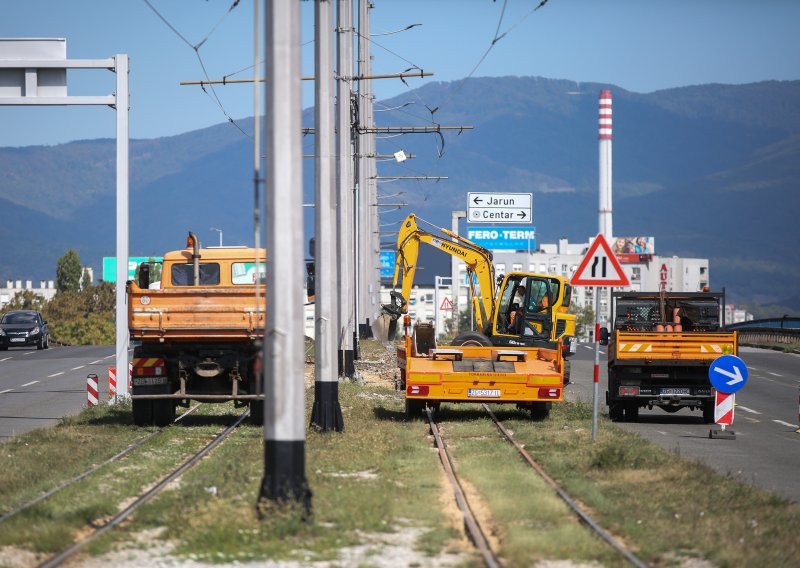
[570,234,630,287]
[713,365,744,387]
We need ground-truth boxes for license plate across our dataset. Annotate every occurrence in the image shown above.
[468,388,501,398]
[10,338,25,342]
[132,376,168,386]
[661,388,690,395]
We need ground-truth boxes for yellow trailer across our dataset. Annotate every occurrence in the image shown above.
[398,317,565,419]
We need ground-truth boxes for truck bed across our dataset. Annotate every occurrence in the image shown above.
[401,345,563,403]
[128,283,264,342]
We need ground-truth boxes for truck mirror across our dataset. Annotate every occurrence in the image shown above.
[138,263,151,289]
[599,327,609,346]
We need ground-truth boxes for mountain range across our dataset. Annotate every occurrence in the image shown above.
[1,76,798,314]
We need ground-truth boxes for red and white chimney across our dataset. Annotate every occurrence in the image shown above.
[598,89,613,239]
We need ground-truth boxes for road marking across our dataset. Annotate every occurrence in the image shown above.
[773,420,799,429]
[583,345,594,350]
[0,357,11,362]
[768,372,783,377]
[0,389,11,394]
[90,359,104,365]
[71,365,86,370]
[48,372,65,377]
[103,355,115,360]
[20,381,39,388]
[657,431,668,435]
[737,405,761,415]
[23,351,35,356]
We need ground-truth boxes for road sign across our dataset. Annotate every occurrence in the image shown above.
[440,297,453,310]
[467,192,532,224]
[708,354,748,393]
[714,391,735,425]
[570,234,630,286]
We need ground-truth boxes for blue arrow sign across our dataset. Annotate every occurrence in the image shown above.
[708,355,748,394]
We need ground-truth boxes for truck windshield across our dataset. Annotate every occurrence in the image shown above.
[171,263,221,286]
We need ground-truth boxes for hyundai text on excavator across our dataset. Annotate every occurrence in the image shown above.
[383,214,576,418]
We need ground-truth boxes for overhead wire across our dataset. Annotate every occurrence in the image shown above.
[141,0,250,138]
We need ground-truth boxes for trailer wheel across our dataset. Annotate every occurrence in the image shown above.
[608,402,624,422]
[405,398,424,420]
[702,400,715,424]
[530,401,551,421]
[132,399,154,426]
[451,331,492,347]
[249,400,264,425]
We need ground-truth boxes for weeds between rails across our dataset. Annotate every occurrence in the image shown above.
[36,409,249,568]
[0,404,203,525]
[424,405,649,568]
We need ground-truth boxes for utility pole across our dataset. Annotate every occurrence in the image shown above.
[311,0,344,432]
[259,0,310,510]
[357,0,378,341]
[336,0,356,378]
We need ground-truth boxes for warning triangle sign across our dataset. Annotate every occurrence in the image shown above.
[440,297,453,310]
[570,234,630,286]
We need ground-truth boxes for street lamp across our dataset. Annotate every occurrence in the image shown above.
[210,227,223,247]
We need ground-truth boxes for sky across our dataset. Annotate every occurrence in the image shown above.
[0,0,798,148]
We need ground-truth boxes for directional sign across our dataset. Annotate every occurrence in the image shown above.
[468,192,532,224]
[570,234,630,286]
[708,354,748,394]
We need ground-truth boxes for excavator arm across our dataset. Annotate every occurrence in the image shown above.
[383,214,496,332]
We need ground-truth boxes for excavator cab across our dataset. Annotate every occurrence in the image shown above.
[495,275,553,341]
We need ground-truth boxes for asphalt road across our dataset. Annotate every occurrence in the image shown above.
[567,343,800,503]
[0,344,115,440]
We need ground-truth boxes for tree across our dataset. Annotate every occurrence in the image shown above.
[570,302,595,340]
[56,249,83,293]
[80,269,92,291]
[1,290,45,314]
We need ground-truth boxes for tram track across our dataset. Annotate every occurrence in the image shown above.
[0,404,203,525]
[34,408,249,568]
[426,405,649,568]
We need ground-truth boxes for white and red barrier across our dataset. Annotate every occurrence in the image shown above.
[87,374,99,407]
[714,391,735,426]
[107,364,133,400]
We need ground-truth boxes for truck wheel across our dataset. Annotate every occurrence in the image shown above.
[608,403,624,422]
[624,404,639,423]
[702,400,715,424]
[563,359,571,385]
[530,401,551,421]
[249,400,264,425]
[132,399,154,426]
[152,399,176,427]
[451,332,492,347]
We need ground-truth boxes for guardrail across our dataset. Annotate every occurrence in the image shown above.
[734,328,800,351]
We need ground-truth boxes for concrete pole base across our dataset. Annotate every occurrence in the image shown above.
[310,381,344,432]
[259,440,312,516]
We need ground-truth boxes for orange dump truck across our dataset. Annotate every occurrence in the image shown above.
[398,320,565,419]
[127,234,265,426]
[600,291,737,423]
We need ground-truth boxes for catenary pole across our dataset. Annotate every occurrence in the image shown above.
[336,0,356,377]
[259,0,310,508]
[311,0,344,431]
[114,54,129,400]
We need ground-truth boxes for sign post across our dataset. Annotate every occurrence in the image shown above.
[708,354,748,439]
[571,234,630,441]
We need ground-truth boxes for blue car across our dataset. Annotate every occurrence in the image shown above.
[0,310,50,350]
